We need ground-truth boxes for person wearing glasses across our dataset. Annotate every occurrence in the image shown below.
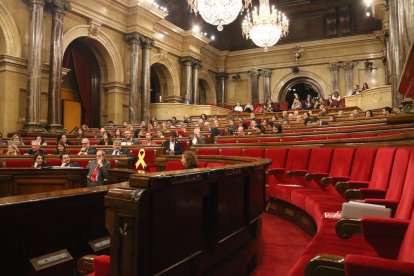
[77,138,97,155]
[86,150,111,186]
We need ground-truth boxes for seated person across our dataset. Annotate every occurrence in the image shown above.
[0,131,6,146]
[121,130,136,145]
[303,95,314,110]
[234,102,243,112]
[162,131,183,155]
[6,144,20,155]
[98,132,113,145]
[33,154,48,169]
[26,140,46,155]
[59,152,81,167]
[57,134,73,146]
[87,150,111,187]
[106,140,134,159]
[226,120,238,135]
[291,98,302,110]
[191,128,205,145]
[54,142,67,155]
[236,126,245,136]
[244,103,254,113]
[36,136,47,146]
[141,132,156,145]
[9,133,25,146]
[382,106,392,117]
[272,123,282,134]
[365,110,374,118]
[181,151,198,169]
[361,82,369,91]
[351,84,361,95]
[209,120,222,143]
[77,138,97,155]
[264,98,275,112]
[332,91,341,101]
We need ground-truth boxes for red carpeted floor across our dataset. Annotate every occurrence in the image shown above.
[252,213,312,276]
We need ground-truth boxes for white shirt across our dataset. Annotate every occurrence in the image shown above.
[234,106,243,112]
[169,141,175,152]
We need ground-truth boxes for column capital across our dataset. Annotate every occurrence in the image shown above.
[328,62,341,71]
[26,0,45,6]
[192,59,202,68]
[125,32,141,44]
[248,69,260,77]
[261,69,272,77]
[216,72,228,79]
[46,0,71,12]
[180,56,195,66]
[140,36,154,49]
[342,61,357,70]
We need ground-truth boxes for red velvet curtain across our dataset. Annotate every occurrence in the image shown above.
[63,49,92,126]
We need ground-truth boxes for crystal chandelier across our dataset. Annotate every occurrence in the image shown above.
[188,0,252,31]
[242,0,289,51]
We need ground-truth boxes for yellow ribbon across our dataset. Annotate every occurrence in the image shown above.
[135,148,147,170]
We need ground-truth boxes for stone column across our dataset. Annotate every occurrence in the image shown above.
[262,69,272,101]
[383,30,392,85]
[46,0,71,133]
[125,32,140,124]
[140,36,153,125]
[342,61,357,96]
[328,63,341,94]
[23,0,46,132]
[180,56,193,104]
[388,0,403,107]
[216,73,228,106]
[192,59,201,105]
[249,70,260,105]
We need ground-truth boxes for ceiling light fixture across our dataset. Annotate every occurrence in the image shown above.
[242,0,289,51]
[188,0,252,31]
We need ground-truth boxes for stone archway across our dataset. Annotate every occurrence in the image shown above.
[272,71,331,101]
[151,53,180,97]
[199,70,216,104]
[150,61,176,101]
[0,1,22,57]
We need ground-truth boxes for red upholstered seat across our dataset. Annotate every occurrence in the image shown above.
[264,148,289,199]
[220,148,242,156]
[216,139,236,144]
[86,255,110,276]
[242,148,264,158]
[280,137,302,142]
[196,148,219,155]
[197,161,207,168]
[239,138,258,143]
[4,159,33,168]
[327,134,351,140]
[165,161,183,171]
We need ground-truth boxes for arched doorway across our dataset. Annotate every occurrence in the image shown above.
[199,79,208,104]
[63,39,100,128]
[279,77,322,109]
[150,62,175,102]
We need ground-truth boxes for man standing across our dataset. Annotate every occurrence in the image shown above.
[59,152,81,167]
[87,150,112,187]
[77,138,97,155]
[162,131,183,155]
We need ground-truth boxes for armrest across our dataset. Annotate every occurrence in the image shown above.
[335,180,367,195]
[266,167,285,175]
[363,199,399,216]
[321,176,350,187]
[77,254,97,275]
[286,169,307,177]
[345,189,387,201]
[305,254,345,276]
[345,255,414,276]
[305,172,328,181]
[346,181,370,189]
[362,217,409,259]
[336,218,362,240]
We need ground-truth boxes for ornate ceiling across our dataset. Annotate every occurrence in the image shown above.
[157,0,382,51]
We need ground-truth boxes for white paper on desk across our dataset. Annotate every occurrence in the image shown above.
[342,201,391,219]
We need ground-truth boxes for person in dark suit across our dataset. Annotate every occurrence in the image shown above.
[87,150,112,186]
[26,140,46,155]
[33,154,48,168]
[106,140,135,162]
[59,152,81,167]
[162,131,183,155]
[77,138,97,155]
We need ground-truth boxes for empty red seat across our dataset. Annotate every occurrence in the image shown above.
[3,159,33,168]
[196,148,219,155]
[165,161,183,171]
[242,148,264,158]
[220,148,242,156]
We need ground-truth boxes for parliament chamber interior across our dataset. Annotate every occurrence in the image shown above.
[1,0,414,275]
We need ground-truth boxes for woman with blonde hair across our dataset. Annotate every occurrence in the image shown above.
[10,133,25,146]
[6,144,20,155]
[181,151,198,169]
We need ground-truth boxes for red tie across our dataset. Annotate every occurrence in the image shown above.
[91,165,100,182]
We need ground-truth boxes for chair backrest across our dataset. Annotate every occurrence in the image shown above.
[285,148,311,171]
[329,148,356,177]
[165,161,183,171]
[397,207,414,263]
[196,148,219,156]
[385,147,412,202]
[220,148,242,156]
[394,150,414,220]
[243,148,264,158]
[365,147,396,190]
[306,148,334,174]
[349,148,377,182]
[264,148,288,169]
